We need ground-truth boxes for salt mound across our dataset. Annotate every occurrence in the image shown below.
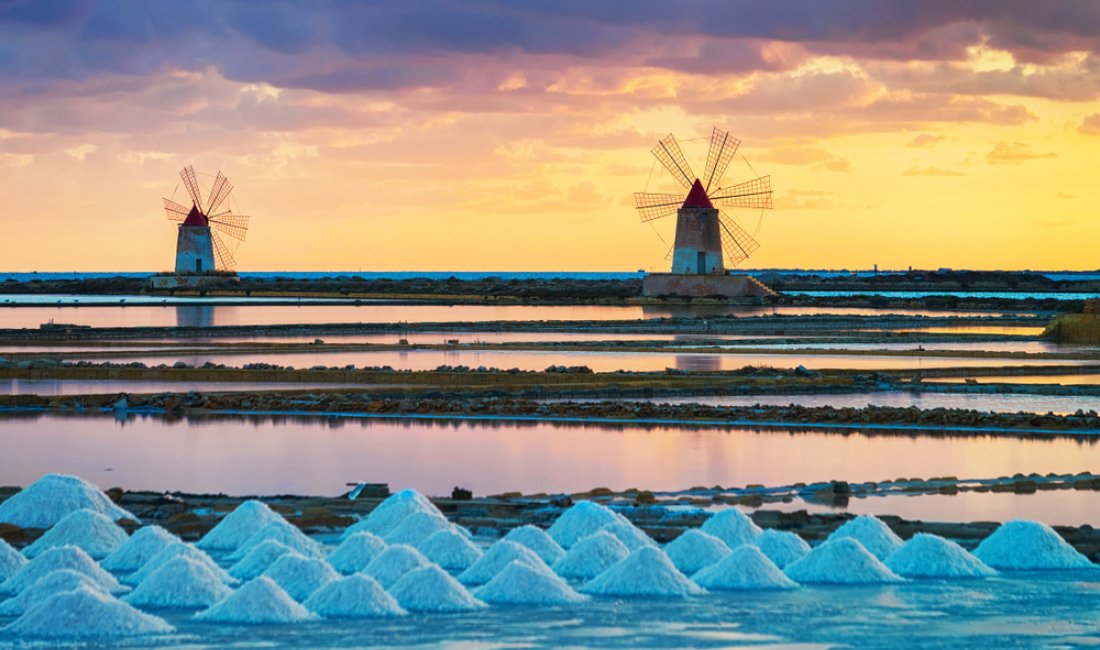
[973,519,1093,570]
[0,474,133,529]
[503,525,566,565]
[343,488,440,539]
[458,539,549,585]
[600,521,656,550]
[700,509,763,548]
[197,500,282,551]
[754,529,810,569]
[229,539,296,581]
[101,525,179,572]
[122,555,233,608]
[389,565,486,613]
[126,543,235,587]
[886,533,996,578]
[417,528,482,571]
[383,511,453,546]
[664,529,731,575]
[327,532,387,574]
[0,569,108,616]
[475,559,587,605]
[23,509,129,560]
[693,545,798,590]
[580,546,705,598]
[363,544,431,588]
[547,501,627,548]
[0,538,28,581]
[1,546,123,595]
[261,553,339,601]
[227,519,323,562]
[827,515,904,561]
[784,538,904,584]
[302,574,406,618]
[195,576,319,623]
[552,531,630,580]
[4,586,173,639]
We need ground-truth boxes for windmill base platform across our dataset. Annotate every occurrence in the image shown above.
[148,274,240,291]
[642,273,776,299]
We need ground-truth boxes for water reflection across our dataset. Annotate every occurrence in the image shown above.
[175,305,215,328]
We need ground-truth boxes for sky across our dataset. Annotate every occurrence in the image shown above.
[1,1,1099,272]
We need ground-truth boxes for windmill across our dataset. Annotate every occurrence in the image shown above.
[162,166,250,273]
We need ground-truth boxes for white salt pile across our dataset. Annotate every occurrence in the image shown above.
[230,539,296,581]
[23,509,129,560]
[580,546,705,598]
[123,556,233,608]
[1,546,124,595]
[753,529,811,569]
[302,574,407,618]
[198,500,283,552]
[327,532,387,574]
[227,519,323,562]
[0,569,108,616]
[417,528,482,571]
[383,511,453,546]
[261,553,340,601]
[388,565,486,613]
[973,519,1093,570]
[600,521,656,550]
[693,545,798,591]
[885,533,996,578]
[126,543,235,587]
[547,501,628,548]
[195,576,319,624]
[700,509,763,548]
[4,586,173,639]
[343,488,440,539]
[503,525,566,565]
[458,539,550,585]
[101,525,179,572]
[475,560,586,606]
[784,538,905,585]
[0,538,27,581]
[827,515,904,561]
[552,531,630,580]
[0,474,133,529]
[363,544,432,588]
[664,529,731,575]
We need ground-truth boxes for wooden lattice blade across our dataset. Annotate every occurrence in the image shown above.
[211,230,236,270]
[180,165,203,210]
[651,134,695,189]
[163,198,189,221]
[702,127,741,192]
[206,171,233,215]
[208,213,249,242]
[710,175,772,210]
[718,211,760,267]
[634,192,682,222]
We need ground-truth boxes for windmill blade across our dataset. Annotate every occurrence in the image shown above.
[180,165,203,209]
[163,198,190,221]
[651,134,695,189]
[717,211,760,267]
[710,175,773,210]
[702,127,741,192]
[211,230,236,271]
[208,213,250,242]
[206,171,233,215]
[634,192,682,222]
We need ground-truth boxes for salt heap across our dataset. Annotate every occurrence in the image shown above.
[503,525,566,565]
[417,529,482,571]
[552,531,630,580]
[0,569,108,616]
[693,545,798,590]
[261,553,339,601]
[196,576,319,624]
[664,529,731,575]
[475,560,587,605]
[126,543,235,587]
[230,540,296,581]
[4,586,173,639]
[973,519,1093,570]
[580,546,705,598]
[700,509,763,548]
[23,509,129,560]
[754,529,811,569]
[459,539,550,585]
[228,519,323,562]
[389,565,486,613]
[343,488,439,539]
[384,511,453,546]
[885,533,996,578]
[0,474,133,529]
[0,538,27,581]
[363,544,432,588]
[302,574,407,618]
[784,538,904,585]
[101,525,179,572]
[1,546,124,595]
[197,500,283,552]
[600,521,656,550]
[826,515,903,561]
[547,501,627,548]
[327,532,387,574]
[123,556,233,608]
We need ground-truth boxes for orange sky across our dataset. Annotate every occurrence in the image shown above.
[2,3,1099,272]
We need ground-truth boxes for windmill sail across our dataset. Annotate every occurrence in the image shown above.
[651,134,695,189]
[180,165,203,209]
[710,176,772,210]
[209,214,250,242]
[717,212,760,267]
[210,231,236,270]
[634,192,683,222]
[163,198,190,221]
[702,127,741,191]
[206,171,233,214]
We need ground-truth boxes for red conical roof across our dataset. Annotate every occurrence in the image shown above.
[182,204,208,227]
[682,178,713,209]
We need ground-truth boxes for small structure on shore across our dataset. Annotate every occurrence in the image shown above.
[1043,298,1100,343]
[634,128,775,299]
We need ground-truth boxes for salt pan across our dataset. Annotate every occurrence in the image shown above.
[475,560,587,605]
[458,539,550,585]
[600,521,656,550]
[664,529,731,575]
[552,531,629,581]
[197,500,282,552]
[547,501,628,548]
[227,519,323,562]
[503,525,565,565]
[101,525,179,572]
[0,474,133,529]
[126,543,235,587]
[0,569,108,616]
[693,545,798,590]
[302,574,407,618]
[327,532,387,574]
[1,546,123,595]
[753,529,810,569]
[0,538,27,581]
[580,546,705,598]
[342,488,440,539]
[417,528,482,571]
[700,509,762,548]
[229,539,296,581]
[261,553,339,601]
[363,544,431,588]
[827,515,904,561]
[886,533,996,578]
[3,586,173,639]
[784,538,904,585]
[383,511,453,546]
[973,519,1093,570]
[389,565,486,613]
[23,509,128,560]
[123,556,233,608]
[195,576,319,624]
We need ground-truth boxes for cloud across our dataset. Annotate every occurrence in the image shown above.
[902,165,965,176]
[907,133,945,147]
[985,141,1057,164]
[1079,113,1100,135]
[776,189,839,209]
[816,157,853,172]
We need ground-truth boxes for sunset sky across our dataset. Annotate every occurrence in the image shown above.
[2,1,1099,272]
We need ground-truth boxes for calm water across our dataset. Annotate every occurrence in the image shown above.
[793,290,1099,300]
[0,379,366,396]
[937,375,1100,385]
